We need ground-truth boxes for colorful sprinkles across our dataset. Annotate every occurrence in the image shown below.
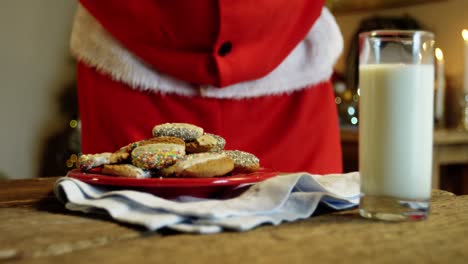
[78,123,260,178]
[119,136,184,153]
[131,144,185,169]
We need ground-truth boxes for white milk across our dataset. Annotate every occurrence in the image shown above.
[359,64,434,200]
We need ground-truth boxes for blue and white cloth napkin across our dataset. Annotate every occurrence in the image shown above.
[54,172,360,234]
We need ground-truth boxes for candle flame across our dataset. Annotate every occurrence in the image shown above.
[462,29,468,41]
[435,48,444,60]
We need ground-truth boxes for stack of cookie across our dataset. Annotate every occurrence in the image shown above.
[78,123,260,178]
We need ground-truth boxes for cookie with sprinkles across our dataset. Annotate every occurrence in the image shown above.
[173,152,234,178]
[185,133,226,153]
[152,123,203,142]
[118,136,185,154]
[131,143,185,170]
[78,152,130,171]
[102,164,151,178]
[222,150,260,173]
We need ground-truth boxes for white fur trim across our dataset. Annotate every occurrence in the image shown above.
[71,5,343,99]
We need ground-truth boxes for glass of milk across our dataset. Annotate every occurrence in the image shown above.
[358,30,434,221]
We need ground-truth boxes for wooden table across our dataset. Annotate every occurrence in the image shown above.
[1,177,468,263]
[341,128,468,190]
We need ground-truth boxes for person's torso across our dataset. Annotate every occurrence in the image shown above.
[79,0,325,87]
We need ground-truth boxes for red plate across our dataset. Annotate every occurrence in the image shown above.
[66,168,278,199]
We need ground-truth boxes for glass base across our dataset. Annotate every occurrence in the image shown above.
[359,194,430,221]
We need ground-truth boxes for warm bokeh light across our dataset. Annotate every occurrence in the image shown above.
[342,90,353,101]
[435,48,444,61]
[353,94,359,102]
[70,154,78,162]
[462,29,468,41]
[335,97,342,104]
[69,119,78,128]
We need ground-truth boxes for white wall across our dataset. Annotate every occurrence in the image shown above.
[0,0,77,179]
[334,0,468,85]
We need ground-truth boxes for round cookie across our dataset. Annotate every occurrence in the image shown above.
[118,136,185,154]
[78,152,130,171]
[152,123,203,142]
[223,150,260,173]
[185,133,226,153]
[132,143,185,170]
[173,152,234,178]
[102,164,151,178]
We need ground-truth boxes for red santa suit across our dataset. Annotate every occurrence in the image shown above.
[71,0,344,174]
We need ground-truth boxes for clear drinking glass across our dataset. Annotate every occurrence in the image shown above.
[358,30,435,221]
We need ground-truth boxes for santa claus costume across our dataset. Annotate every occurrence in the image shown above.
[71,0,344,174]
